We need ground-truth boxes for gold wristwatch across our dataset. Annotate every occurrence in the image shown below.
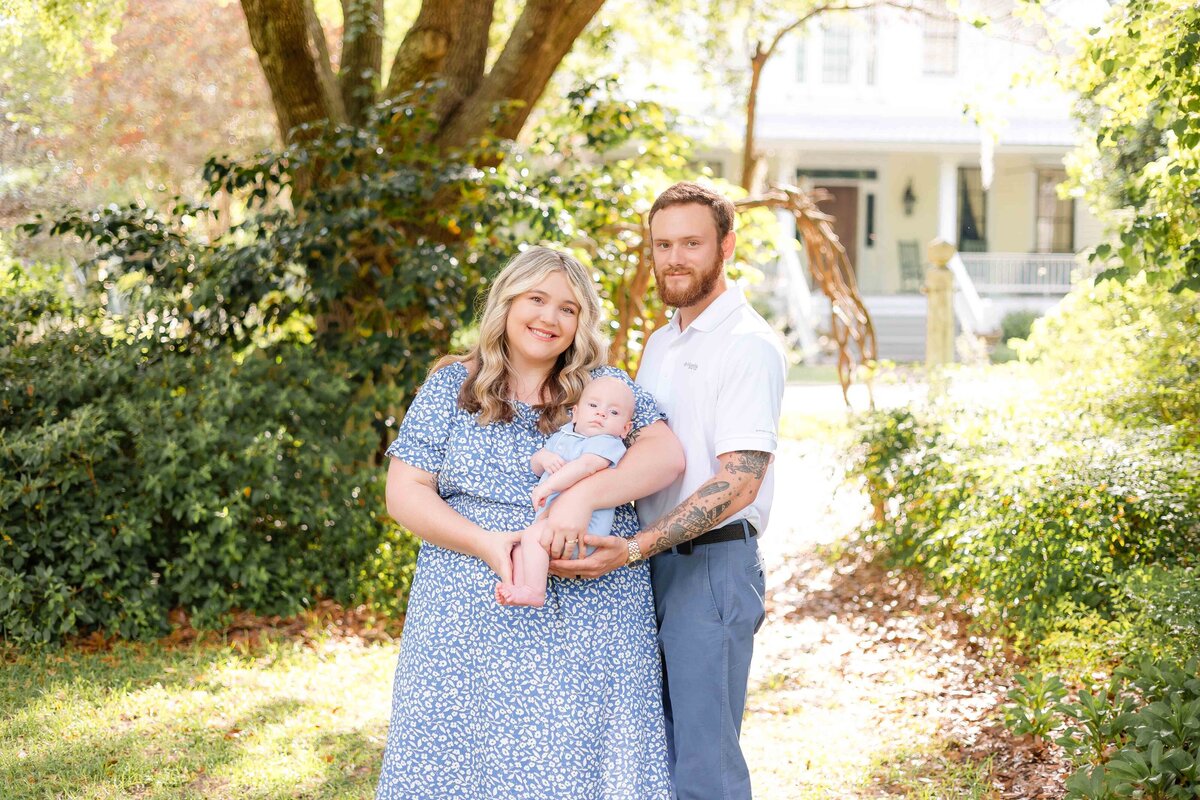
[626,537,643,566]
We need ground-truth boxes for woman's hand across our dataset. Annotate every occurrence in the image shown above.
[474,530,522,584]
[541,490,594,560]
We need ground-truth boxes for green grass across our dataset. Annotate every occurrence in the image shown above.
[865,745,996,799]
[1,637,395,799]
[786,363,841,384]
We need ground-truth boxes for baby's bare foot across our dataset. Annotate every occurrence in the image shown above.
[495,583,546,607]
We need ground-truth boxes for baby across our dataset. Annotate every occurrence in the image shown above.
[495,376,636,607]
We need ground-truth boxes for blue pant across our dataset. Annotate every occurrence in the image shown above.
[651,533,766,800]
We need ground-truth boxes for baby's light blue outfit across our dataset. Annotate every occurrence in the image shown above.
[538,422,626,540]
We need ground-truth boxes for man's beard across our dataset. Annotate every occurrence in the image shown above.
[655,253,724,308]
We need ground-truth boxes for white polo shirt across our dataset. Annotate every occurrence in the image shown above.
[635,286,787,535]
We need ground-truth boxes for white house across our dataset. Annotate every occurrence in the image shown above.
[699,0,1111,360]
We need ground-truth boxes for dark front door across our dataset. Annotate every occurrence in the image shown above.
[814,185,859,273]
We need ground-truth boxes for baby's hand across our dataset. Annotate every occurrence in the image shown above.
[531,450,566,475]
[531,483,553,511]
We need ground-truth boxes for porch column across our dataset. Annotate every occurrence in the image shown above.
[937,156,958,243]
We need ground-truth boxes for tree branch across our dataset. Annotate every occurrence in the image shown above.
[436,0,605,148]
[241,0,336,142]
[304,0,347,124]
[430,0,495,123]
[339,0,384,124]
[385,0,465,98]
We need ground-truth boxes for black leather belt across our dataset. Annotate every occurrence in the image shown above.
[673,519,757,555]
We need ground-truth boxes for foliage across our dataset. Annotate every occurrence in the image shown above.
[1004,671,1071,742]
[850,402,1200,647]
[1018,276,1200,436]
[1000,308,1039,344]
[0,298,409,642]
[1003,659,1200,800]
[1064,0,1200,293]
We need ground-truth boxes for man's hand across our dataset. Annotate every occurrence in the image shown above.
[548,534,627,579]
[542,489,595,559]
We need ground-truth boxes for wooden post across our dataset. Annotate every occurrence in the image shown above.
[925,238,957,367]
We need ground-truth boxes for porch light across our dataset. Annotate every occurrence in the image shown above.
[902,180,917,216]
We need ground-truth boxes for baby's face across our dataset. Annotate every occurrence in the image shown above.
[573,378,635,438]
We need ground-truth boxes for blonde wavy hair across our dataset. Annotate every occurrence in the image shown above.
[434,246,608,434]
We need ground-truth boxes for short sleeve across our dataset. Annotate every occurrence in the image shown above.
[590,365,665,433]
[384,362,466,473]
[713,333,786,456]
[580,434,627,466]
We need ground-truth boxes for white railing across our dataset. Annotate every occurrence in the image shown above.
[958,253,1078,295]
[946,253,993,336]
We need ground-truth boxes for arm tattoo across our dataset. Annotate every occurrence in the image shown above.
[698,481,731,498]
[650,497,732,555]
[626,427,643,445]
[642,453,770,556]
[725,450,770,480]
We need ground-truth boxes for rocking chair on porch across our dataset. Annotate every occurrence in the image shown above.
[898,240,923,293]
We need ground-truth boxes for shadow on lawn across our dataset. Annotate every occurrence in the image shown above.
[0,639,233,721]
[4,695,305,799]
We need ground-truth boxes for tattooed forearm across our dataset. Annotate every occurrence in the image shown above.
[640,450,773,557]
[626,427,643,445]
[725,450,771,479]
[649,498,732,555]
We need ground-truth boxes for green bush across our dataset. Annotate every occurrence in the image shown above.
[851,404,1200,647]
[1001,309,1040,343]
[0,321,415,643]
[1019,276,1200,437]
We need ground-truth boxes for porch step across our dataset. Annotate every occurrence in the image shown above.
[864,296,928,364]
[803,294,945,364]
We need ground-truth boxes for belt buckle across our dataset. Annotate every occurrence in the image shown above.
[674,540,695,556]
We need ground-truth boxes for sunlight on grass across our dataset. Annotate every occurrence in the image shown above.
[1,639,397,799]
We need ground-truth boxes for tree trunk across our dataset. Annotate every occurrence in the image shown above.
[241,0,337,142]
[339,0,384,124]
[241,0,607,151]
[385,0,465,98]
[741,45,766,191]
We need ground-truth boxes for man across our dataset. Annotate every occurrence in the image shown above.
[552,181,786,799]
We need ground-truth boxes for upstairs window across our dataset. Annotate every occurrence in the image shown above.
[795,38,808,83]
[923,13,958,75]
[822,24,852,84]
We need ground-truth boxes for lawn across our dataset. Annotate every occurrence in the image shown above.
[2,635,395,799]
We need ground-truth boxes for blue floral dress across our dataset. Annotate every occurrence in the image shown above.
[376,362,672,800]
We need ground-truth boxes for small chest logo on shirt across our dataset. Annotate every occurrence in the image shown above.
[682,361,700,371]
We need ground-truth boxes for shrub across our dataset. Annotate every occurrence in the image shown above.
[853,405,1200,645]
[0,322,414,643]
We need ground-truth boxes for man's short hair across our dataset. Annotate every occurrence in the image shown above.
[649,181,736,242]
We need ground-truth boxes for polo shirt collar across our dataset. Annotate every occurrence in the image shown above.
[670,286,747,333]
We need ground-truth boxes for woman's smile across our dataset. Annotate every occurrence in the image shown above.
[505,270,581,370]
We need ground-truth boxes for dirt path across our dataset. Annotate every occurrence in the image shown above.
[740,439,1009,799]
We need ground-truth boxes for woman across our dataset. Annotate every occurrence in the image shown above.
[376,246,682,799]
